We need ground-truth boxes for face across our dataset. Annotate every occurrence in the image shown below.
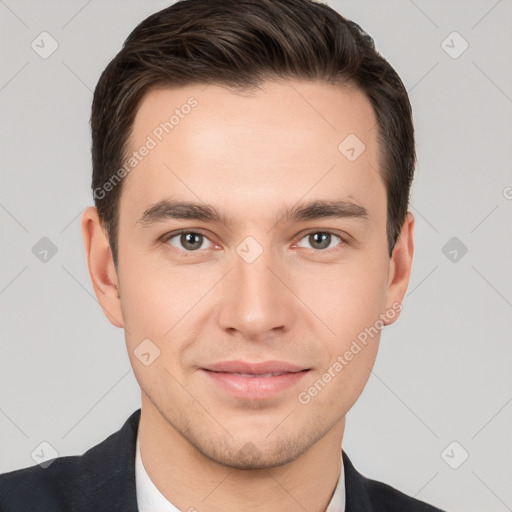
[83,79,413,470]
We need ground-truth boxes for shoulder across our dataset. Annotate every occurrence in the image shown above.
[364,477,445,512]
[342,451,446,512]
[0,454,85,511]
[0,409,141,512]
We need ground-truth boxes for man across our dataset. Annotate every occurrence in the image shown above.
[0,0,446,510]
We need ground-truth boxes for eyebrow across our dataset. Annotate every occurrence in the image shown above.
[136,198,369,228]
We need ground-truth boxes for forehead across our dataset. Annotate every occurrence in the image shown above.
[120,80,384,227]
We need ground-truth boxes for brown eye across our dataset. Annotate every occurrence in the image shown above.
[297,232,343,250]
[165,231,212,251]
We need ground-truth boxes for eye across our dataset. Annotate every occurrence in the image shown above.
[296,231,344,251]
[163,231,214,252]
[161,229,345,254]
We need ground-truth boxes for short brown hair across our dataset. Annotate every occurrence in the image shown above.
[91,0,415,268]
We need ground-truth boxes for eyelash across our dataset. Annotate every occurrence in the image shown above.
[160,229,346,254]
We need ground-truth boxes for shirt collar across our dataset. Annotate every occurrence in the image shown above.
[135,432,345,512]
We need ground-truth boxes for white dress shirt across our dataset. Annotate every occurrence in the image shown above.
[136,432,345,511]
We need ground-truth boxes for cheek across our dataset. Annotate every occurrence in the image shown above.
[294,254,388,401]
[295,329,380,425]
[118,255,201,338]
[295,256,389,336]
[120,270,189,394]
[117,259,221,382]
[119,275,173,338]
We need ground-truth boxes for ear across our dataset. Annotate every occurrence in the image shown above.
[382,211,414,326]
[81,206,125,328]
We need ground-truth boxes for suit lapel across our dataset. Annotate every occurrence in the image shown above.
[342,451,375,512]
[70,409,142,512]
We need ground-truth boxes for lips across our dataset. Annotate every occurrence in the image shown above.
[201,360,310,400]
[227,372,287,377]
[203,360,307,375]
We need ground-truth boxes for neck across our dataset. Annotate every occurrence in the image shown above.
[137,395,345,512]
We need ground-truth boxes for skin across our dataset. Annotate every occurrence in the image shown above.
[82,79,414,512]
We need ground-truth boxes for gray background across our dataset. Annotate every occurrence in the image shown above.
[1,1,511,511]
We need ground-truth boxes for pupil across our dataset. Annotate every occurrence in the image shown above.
[183,233,201,250]
[312,233,330,249]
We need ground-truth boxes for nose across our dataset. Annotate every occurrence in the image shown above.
[216,241,297,342]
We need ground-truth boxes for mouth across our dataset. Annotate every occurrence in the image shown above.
[200,360,311,400]
[215,372,294,377]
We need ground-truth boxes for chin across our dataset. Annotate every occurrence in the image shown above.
[188,428,319,470]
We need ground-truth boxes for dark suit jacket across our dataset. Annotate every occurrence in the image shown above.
[0,409,445,511]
